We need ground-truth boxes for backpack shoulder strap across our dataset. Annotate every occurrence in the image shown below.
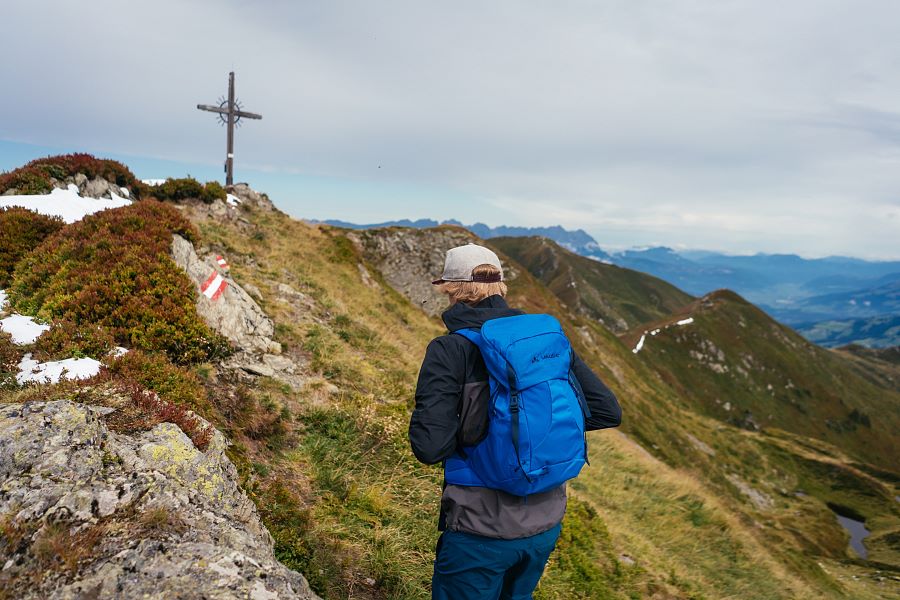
[454,326,528,481]
[452,328,483,347]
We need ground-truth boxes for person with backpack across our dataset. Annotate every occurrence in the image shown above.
[410,243,622,600]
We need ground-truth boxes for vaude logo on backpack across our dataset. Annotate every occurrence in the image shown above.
[444,313,590,496]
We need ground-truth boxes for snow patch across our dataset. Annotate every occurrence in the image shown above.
[141,178,166,186]
[633,315,695,354]
[0,186,130,224]
[0,314,50,344]
[110,346,129,357]
[226,193,242,206]
[0,289,7,311]
[632,334,646,354]
[16,353,101,384]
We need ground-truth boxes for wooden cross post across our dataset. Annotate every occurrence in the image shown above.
[197,72,262,188]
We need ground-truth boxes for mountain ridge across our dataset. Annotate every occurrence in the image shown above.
[318,218,900,347]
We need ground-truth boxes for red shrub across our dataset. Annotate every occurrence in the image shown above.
[0,153,146,196]
[6,200,229,364]
[106,350,210,413]
[0,207,65,286]
[107,379,213,451]
[31,320,116,361]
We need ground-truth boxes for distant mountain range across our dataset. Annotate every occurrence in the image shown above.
[317,218,900,348]
[314,218,612,260]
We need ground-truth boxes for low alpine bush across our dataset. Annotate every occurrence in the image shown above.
[0,153,144,196]
[6,200,230,364]
[31,320,116,361]
[0,207,64,286]
[106,350,210,414]
[147,177,227,204]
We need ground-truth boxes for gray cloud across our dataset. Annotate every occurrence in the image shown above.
[1,0,899,258]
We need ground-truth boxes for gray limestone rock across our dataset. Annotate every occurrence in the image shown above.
[81,177,110,199]
[349,227,477,317]
[170,234,280,355]
[52,175,127,200]
[0,400,319,599]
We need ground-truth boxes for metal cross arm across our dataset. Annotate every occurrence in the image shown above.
[196,104,262,120]
[197,71,262,187]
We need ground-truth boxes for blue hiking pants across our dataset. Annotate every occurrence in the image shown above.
[431,523,561,600]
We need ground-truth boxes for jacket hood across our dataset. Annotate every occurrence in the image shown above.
[441,295,523,332]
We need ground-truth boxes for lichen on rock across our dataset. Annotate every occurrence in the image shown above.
[0,400,319,599]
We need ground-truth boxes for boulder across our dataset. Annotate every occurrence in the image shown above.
[170,234,280,355]
[0,400,320,599]
[81,177,110,199]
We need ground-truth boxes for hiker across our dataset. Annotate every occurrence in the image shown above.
[410,243,622,600]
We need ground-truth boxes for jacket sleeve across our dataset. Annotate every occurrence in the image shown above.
[409,337,464,464]
[572,353,622,431]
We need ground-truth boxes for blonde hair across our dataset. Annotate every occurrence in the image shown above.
[438,264,507,305]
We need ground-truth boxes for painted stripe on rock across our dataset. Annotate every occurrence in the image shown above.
[200,271,228,300]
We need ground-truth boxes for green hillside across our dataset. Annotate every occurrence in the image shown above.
[489,236,694,332]
[620,289,900,473]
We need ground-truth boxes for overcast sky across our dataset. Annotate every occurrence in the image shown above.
[2,1,899,259]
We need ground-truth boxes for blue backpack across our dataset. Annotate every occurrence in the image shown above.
[444,313,590,496]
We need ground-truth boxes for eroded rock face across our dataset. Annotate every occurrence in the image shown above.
[171,234,280,355]
[349,226,477,317]
[0,400,319,599]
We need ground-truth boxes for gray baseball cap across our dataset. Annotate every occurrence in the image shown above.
[432,243,504,285]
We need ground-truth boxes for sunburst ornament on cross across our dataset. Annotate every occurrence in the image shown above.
[197,72,262,188]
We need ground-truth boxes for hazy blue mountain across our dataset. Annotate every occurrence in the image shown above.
[616,248,900,307]
[611,248,900,347]
[315,218,443,229]
[612,247,770,297]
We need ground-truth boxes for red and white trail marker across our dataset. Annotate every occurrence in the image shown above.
[200,270,228,301]
[216,255,230,271]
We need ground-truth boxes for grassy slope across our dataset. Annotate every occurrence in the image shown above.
[489,236,694,332]
[189,206,900,599]
[620,290,900,473]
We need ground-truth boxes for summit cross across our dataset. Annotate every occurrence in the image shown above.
[197,71,262,188]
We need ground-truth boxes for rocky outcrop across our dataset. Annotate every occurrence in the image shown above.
[3,175,130,199]
[171,234,280,356]
[231,183,275,211]
[61,174,130,199]
[0,400,319,599]
[349,226,477,317]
